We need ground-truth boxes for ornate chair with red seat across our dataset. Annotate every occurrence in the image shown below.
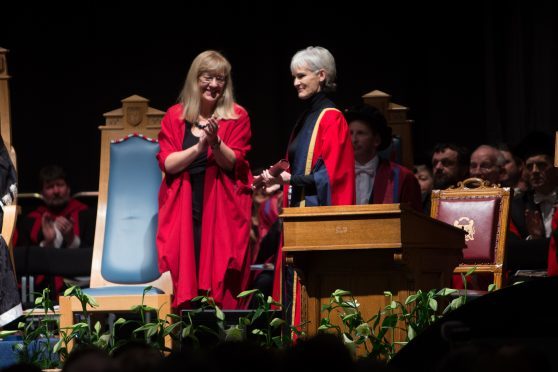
[430,177,512,291]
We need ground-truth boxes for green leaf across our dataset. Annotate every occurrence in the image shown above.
[146,324,158,338]
[53,338,64,353]
[465,266,477,276]
[143,285,153,293]
[356,322,371,337]
[0,330,17,338]
[94,321,102,334]
[342,313,358,322]
[134,323,157,333]
[225,325,245,341]
[191,295,205,302]
[428,298,438,311]
[407,324,416,340]
[317,324,332,331]
[270,317,285,328]
[34,296,43,305]
[215,306,225,321]
[237,289,259,298]
[381,314,398,329]
[436,288,458,296]
[404,294,419,305]
[163,322,183,336]
[64,286,77,296]
[383,291,393,297]
[114,318,126,326]
[86,294,99,307]
[251,328,265,336]
[238,317,251,327]
[332,289,351,297]
[167,313,182,321]
[488,283,497,292]
[182,324,192,338]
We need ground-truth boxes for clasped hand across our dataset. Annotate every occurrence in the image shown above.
[257,169,291,194]
[41,213,75,246]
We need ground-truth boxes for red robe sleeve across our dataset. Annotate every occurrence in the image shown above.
[312,109,356,205]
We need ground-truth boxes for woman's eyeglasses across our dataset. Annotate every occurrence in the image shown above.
[199,74,226,85]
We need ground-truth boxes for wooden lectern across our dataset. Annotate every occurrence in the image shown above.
[281,204,465,337]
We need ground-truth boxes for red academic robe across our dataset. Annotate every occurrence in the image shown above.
[156,103,253,309]
[547,210,558,276]
[272,107,355,330]
[25,199,89,292]
[371,159,422,212]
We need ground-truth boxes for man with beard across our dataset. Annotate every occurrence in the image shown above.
[431,143,470,190]
[15,165,95,295]
[18,165,94,249]
[507,131,558,280]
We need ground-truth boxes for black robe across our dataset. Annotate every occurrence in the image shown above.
[0,136,21,326]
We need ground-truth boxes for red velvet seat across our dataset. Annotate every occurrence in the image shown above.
[430,178,511,290]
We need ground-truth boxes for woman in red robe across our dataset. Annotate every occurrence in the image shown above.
[258,46,355,330]
[156,50,253,309]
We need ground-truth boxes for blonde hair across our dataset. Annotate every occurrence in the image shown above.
[179,50,238,122]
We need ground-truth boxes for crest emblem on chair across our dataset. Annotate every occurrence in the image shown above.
[453,217,475,241]
[126,106,143,127]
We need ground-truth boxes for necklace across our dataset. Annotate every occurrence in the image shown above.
[194,121,209,129]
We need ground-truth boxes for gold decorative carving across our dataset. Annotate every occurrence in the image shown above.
[453,217,475,241]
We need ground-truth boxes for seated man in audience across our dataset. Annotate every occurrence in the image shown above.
[431,143,470,190]
[469,144,506,185]
[345,104,422,211]
[507,131,558,277]
[15,165,95,294]
[497,142,528,196]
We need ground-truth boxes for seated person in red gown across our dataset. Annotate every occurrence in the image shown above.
[15,164,95,293]
[345,103,422,212]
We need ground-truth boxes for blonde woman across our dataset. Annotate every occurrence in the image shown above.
[156,50,253,309]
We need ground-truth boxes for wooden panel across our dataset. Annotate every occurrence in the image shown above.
[362,90,414,168]
[282,204,465,251]
[283,203,465,340]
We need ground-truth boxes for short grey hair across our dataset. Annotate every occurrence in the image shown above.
[290,46,337,92]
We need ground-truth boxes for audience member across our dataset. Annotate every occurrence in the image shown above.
[414,163,434,214]
[431,143,470,190]
[469,144,505,185]
[17,165,95,250]
[15,164,95,294]
[345,103,422,211]
[497,142,527,195]
[508,131,558,275]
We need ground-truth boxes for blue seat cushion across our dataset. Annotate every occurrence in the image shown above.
[83,286,164,296]
[101,136,162,284]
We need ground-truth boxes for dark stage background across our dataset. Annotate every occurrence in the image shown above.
[1,1,557,193]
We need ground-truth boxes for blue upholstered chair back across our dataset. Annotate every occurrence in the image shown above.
[101,136,161,284]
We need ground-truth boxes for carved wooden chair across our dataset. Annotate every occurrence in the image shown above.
[58,96,173,350]
[430,177,511,290]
